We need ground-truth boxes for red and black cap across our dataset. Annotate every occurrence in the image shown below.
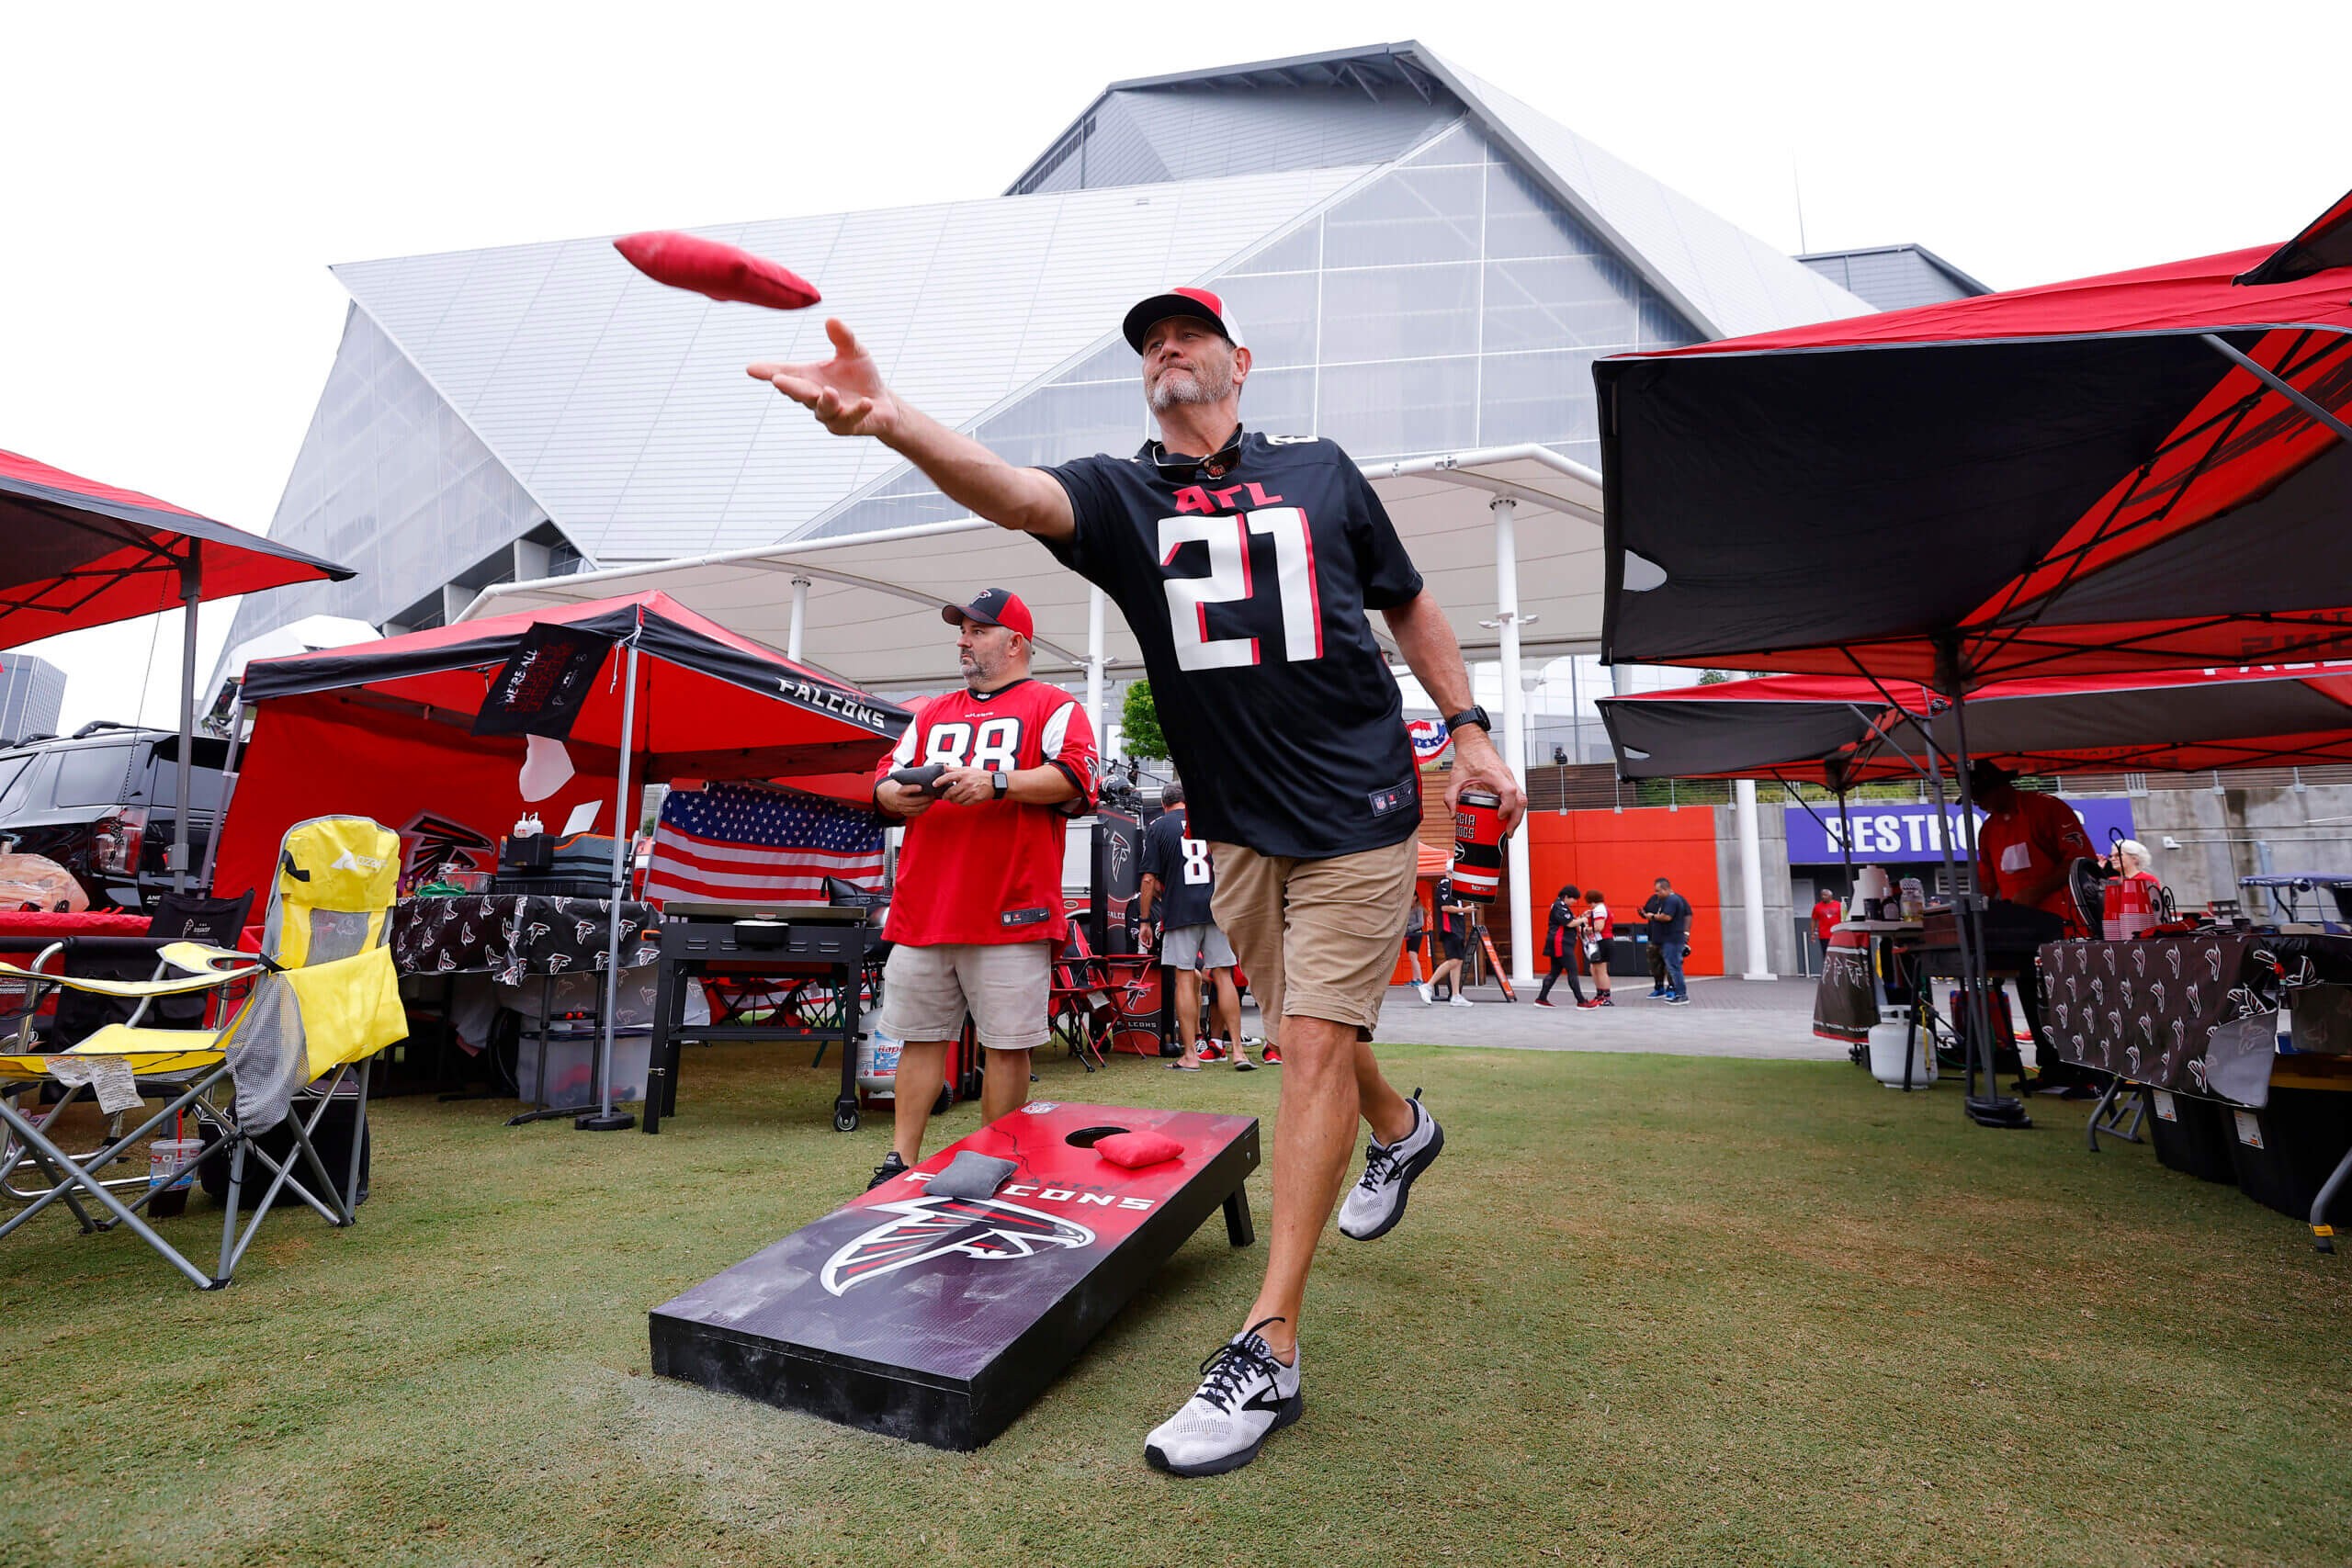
[1122,286,1246,354]
[942,587,1035,639]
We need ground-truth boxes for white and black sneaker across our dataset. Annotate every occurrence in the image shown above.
[865,1151,910,1191]
[1338,1089,1444,1241]
[1144,1318,1302,1477]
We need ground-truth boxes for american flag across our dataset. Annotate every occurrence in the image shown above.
[644,781,883,905]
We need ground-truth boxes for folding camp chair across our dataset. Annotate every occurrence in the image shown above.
[0,892,254,1202]
[0,817,407,1290]
[1049,927,1154,1072]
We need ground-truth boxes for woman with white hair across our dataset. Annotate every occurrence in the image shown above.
[2103,839,2164,940]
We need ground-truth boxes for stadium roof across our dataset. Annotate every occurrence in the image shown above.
[322,41,1861,574]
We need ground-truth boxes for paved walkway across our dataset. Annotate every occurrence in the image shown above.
[1238,976,1846,1061]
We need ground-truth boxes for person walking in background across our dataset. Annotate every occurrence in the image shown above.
[1424,867,1475,1008]
[1576,889,1615,1009]
[1811,887,1844,970]
[1534,884,1585,1008]
[1641,876,1694,1005]
[1404,893,1432,1002]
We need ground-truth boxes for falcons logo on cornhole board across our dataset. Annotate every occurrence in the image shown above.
[650,1101,1261,1451]
[821,1195,1094,1295]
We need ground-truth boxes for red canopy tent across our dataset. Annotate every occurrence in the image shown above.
[1,449,350,649]
[214,591,909,903]
[1598,665,2352,785]
[1597,189,2352,687]
[3,447,354,892]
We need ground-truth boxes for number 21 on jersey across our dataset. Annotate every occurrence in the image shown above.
[1159,508,1323,672]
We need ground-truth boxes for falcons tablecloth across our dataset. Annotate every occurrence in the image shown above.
[2039,933,2287,1097]
[390,893,662,985]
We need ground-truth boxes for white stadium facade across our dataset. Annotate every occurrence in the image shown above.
[219,41,1905,979]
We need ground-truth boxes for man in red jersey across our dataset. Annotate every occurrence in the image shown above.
[865,588,1098,1190]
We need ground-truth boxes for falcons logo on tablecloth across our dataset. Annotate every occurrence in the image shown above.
[820,1194,1094,1296]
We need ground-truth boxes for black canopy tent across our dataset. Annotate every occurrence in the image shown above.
[1596,194,2352,1128]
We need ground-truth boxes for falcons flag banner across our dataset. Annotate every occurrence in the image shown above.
[642,781,883,904]
[649,1101,1260,1450]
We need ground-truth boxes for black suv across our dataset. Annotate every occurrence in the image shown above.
[0,724,232,910]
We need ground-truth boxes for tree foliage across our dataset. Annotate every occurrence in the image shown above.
[1120,679,1168,760]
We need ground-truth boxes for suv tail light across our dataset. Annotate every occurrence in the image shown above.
[94,807,146,874]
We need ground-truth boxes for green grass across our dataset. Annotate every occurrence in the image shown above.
[4,1043,2346,1568]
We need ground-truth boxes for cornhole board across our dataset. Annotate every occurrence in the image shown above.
[648,1101,1259,1450]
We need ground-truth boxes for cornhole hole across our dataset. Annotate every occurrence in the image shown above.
[648,1101,1259,1450]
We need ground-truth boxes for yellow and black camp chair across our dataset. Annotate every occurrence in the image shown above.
[0,817,406,1289]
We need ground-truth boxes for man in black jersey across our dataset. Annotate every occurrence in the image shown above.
[752,286,1523,1477]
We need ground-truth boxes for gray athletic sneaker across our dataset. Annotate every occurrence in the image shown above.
[1144,1318,1302,1477]
[1337,1089,1444,1241]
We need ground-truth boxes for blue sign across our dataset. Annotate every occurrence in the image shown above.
[1783,797,2135,866]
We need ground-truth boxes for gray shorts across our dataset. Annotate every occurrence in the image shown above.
[1160,923,1236,972]
[877,941,1053,1051]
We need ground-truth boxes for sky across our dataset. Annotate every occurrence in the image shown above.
[5,0,2345,730]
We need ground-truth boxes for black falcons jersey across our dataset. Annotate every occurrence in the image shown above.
[1043,430,1424,858]
[1140,808,1218,930]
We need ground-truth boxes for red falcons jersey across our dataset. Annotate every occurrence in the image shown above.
[876,678,1099,947]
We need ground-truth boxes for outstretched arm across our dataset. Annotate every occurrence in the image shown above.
[1382,590,1526,832]
[751,320,1073,541]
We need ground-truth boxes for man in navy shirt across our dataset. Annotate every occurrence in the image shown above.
[1138,781,1250,1071]
[752,286,1522,1477]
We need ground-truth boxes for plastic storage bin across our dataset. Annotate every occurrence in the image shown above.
[2144,1088,2237,1183]
[2223,1087,2352,1219]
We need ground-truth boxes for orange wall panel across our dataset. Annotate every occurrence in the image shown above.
[1524,808,1724,976]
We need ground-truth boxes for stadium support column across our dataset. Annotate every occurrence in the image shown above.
[1491,498,1534,988]
[786,577,809,663]
[1086,585,1106,750]
[1735,777,1771,979]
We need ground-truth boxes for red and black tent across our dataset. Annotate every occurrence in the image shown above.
[1597,189,2352,686]
[4,446,354,890]
[215,591,910,903]
[2,449,350,649]
[1599,665,2352,785]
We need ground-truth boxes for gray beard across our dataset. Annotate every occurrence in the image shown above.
[1148,362,1234,413]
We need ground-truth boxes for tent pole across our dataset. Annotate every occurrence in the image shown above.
[581,636,642,1133]
[171,544,201,896]
[1085,586,1106,751]
[1491,497,1535,989]
[1836,782,1855,894]
[1939,641,2026,1128]
[2199,334,2352,446]
[786,577,809,663]
[197,693,247,892]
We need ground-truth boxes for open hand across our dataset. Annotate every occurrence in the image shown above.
[750,319,899,440]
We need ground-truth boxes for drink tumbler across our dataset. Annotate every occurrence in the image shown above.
[1452,788,1504,902]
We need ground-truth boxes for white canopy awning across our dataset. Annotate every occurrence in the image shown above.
[460,444,1601,989]
[458,445,1603,691]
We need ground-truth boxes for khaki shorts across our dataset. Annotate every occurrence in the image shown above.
[877,941,1053,1052]
[1209,836,1418,1040]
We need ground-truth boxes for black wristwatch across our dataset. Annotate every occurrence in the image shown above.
[990,771,1010,800]
[1445,705,1491,737]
